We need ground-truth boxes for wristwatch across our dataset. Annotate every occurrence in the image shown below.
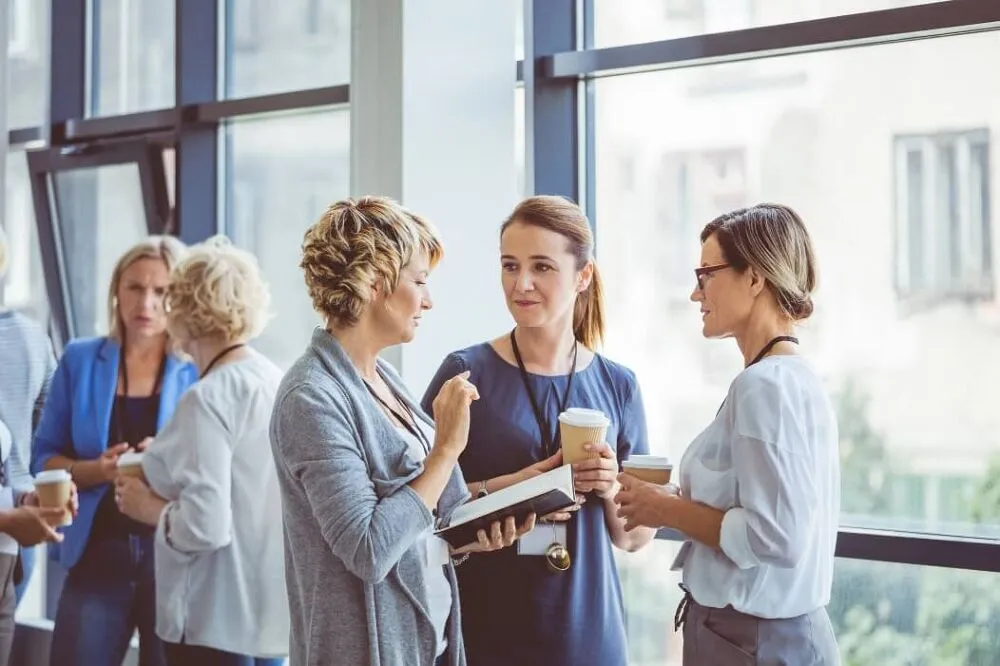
[477,480,489,499]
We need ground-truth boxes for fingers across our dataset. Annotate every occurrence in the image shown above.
[573,468,618,482]
[107,442,131,455]
[520,512,536,534]
[501,516,517,546]
[572,456,618,473]
[40,520,63,543]
[37,507,65,521]
[475,529,490,551]
[538,450,564,472]
[582,442,615,459]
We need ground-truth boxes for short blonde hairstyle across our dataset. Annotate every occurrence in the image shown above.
[0,225,9,280]
[108,236,188,341]
[300,196,443,327]
[165,235,270,343]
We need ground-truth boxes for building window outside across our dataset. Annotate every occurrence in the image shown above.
[895,130,993,306]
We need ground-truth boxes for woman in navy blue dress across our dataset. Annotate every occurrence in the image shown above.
[422,195,656,666]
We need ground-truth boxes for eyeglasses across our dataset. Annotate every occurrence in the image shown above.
[694,263,731,291]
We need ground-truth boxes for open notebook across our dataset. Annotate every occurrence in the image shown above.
[435,464,576,549]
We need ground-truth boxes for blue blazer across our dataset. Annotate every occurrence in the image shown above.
[31,337,198,570]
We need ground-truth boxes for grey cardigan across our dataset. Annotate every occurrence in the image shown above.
[270,328,470,666]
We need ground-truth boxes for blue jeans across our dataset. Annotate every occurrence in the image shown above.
[49,534,164,666]
[164,642,285,666]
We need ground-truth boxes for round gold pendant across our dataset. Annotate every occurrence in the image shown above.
[545,542,571,573]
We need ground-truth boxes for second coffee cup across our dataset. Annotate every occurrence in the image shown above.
[622,455,673,485]
[116,450,146,481]
[558,408,610,464]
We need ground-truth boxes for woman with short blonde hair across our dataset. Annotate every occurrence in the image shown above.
[34,235,197,666]
[272,196,533,666]
[116,235,287,666]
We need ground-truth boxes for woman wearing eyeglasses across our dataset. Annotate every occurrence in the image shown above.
[422,196,656,666]
[615,203,841,665]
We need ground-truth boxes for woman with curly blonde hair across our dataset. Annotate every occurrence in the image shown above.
[270,196,536,666]
[115,236,288,666]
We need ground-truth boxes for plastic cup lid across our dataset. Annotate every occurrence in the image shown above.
[117,451,145,467]
[558,408,610,428]
[34,469,71,484]
[623,455,672,469]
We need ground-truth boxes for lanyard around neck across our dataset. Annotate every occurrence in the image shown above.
[510,329,578,459]
[365,370,432,456]
[715,335,799,418]
[201,343,247,378]
[747,335,799,368]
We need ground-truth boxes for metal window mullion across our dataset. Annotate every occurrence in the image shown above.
[956,134,977,280]
[922,139,938,291]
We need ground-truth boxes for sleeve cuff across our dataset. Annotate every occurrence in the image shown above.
[156,501,180,553]
[397,483,436,528]
[719,507,760,570]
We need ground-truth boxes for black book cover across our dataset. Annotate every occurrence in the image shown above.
[435,465,575,549]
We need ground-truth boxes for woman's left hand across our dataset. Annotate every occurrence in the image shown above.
[572,443,621,500]
[452,513,537,555]
[115,476,166,526]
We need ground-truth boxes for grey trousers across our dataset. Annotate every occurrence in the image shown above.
[681,597,840,666]
[0,553,17,666]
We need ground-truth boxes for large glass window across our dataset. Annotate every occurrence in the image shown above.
[618,542,1000,665]
[3,152,48,320]
[223,0,350,99]
[224,108,350,370]
[7,0,50,128]
[52,164,148,337]
[91,0,175,115]
[595,30,1000,539]
[595,0,950,48]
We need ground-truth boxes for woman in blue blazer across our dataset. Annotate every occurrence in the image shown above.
[32,237,197,666]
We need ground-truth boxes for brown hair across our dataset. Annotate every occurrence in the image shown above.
[108,236,187,341]
[700,203,817,320]
[300,196,443,327]
[501,195,604,349]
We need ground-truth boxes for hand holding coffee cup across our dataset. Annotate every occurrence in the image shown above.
[614,463,680,532]
[558,408,610,464]
[116,450,146,482]
[572,442,621,499]
[33,469,75,527]
[99,442,132,482]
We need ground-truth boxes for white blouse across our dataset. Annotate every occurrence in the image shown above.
[142,350,290,657]
[395,419,452,658]
[677,355,840,619]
